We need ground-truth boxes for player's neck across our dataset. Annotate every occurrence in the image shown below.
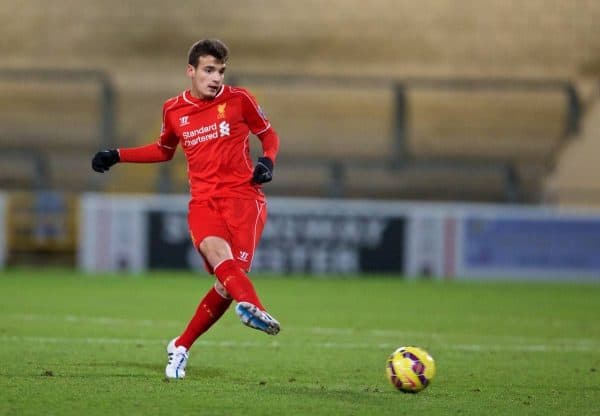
[189,85,225,101]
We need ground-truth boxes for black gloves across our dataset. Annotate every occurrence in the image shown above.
[92,150,271,184]
[252,156,274,184]
[92,149,120,173]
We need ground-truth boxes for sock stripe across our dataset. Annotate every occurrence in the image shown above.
[213,258,230,272]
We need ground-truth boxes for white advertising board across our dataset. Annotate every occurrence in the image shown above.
[78,193,600,280]
[79,194,410,274]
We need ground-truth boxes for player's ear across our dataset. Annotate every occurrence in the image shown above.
[186,64,195,79]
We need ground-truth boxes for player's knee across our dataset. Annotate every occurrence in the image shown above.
[199,236,232,263]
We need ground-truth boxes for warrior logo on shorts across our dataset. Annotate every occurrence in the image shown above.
[237,250,249,262]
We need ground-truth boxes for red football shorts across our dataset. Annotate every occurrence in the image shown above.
[188,198,267,273]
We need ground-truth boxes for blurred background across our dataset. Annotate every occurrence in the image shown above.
[1,0,600,274]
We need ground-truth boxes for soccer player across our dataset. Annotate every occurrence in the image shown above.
[91,39,281,379]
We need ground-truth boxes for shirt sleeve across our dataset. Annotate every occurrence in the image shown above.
[240,89,272,136]
[257,127,280,163]
[158,99,179,150]
[118,99,179,163]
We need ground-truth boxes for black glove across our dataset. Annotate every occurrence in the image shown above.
[92,149,120,173]
[252,157,274,184]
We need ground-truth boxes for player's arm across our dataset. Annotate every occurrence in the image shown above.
[91,141,176,173]
[240,90,280,183]
[92,102,179,173]
[252,127,280,183]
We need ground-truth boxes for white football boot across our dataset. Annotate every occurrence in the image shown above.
[235,302,281,335]
[165,338,189,379]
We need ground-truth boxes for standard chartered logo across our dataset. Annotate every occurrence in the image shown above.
[183,121,230,147]
[219,121,230,137]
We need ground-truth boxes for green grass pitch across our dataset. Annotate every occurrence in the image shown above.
[0,269,598,415]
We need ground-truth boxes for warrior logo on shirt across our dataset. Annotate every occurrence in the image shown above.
[217,103,227,119]
[179,116,190,126]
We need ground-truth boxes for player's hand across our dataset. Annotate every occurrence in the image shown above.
[252,157,274,184]
[92,149,120,173]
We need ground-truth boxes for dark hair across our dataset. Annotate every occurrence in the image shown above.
[188,39,229,67]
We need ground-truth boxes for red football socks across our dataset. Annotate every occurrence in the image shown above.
[175,285,232,349]
[214,259,265,310]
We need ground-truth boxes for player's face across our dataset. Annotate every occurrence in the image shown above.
[187,55,226,99]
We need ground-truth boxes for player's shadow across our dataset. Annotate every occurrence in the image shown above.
[45,362,167,379]
[61,362,229,379]
[256,382,398,399]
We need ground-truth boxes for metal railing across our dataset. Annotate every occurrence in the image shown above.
[228,74,582,202]
[0,69,582,202]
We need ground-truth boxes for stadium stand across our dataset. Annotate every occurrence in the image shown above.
[6,191,78,265]
[546,90,600,206]
[1,1,600,264]
[0,0,600,261]
[0,73,112,192]
[4,1,598,199]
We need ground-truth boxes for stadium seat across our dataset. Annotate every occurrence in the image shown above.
[2,0,598,201]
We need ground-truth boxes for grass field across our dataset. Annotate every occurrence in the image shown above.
[0,269,599,415]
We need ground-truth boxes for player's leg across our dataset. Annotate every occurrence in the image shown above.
[189,198,279,335]
[201,236,266,310]
[164,200,230,379]
[201,236,280,335]
[210,198,280,335]
[176,281,233,349]
[165,281,232,379]
[200,238,280,335]
[189,200,265,308]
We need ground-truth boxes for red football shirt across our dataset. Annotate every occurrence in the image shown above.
[153,85,277,201]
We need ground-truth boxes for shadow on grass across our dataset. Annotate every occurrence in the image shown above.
[28,361,230,380]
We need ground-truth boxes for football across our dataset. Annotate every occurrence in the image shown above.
[386,346,436,393]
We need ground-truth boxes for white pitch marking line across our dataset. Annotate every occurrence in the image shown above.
[1,335,599,353]
[6,314,599,347]
[11,313,178,327]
